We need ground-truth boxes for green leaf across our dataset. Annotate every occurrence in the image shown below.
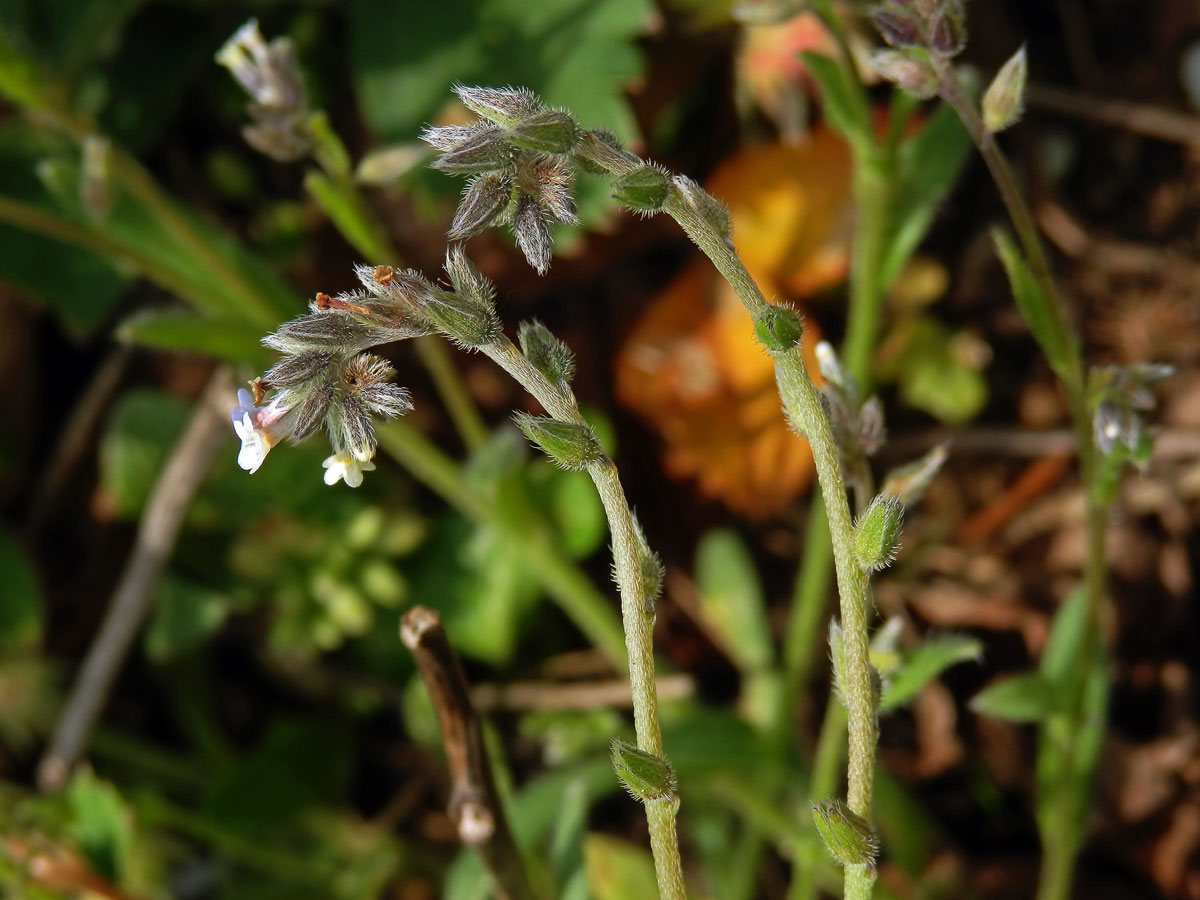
[1038,587,1089,689]
[585,833,659,900]
[351,0,649,140]
[992,227,1076,382]
[971,672,1055,722]
[694,529,773,674]
[883,315,988,424]
[118,309,270,363]
[0,527,42,648]
[543,468,607,559]
[67,769,132,883]
[144,576,229,663]
[99,388,191,519]
[880,634,982,711]
[801,52,871,153]
[881,103,972,286]
[304,169,393,261]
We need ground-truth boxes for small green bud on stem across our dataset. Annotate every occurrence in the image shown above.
[518,319,576,389]
[611,739,677,803]
[515,415,605,470]
[753,305,804,353]
[982,45,1028,134]
[853,493,905,573]
[612,165,673,214]
[811,798,879,867]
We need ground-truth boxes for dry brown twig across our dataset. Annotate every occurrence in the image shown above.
[37,367,233,792]
[400,605,536,900]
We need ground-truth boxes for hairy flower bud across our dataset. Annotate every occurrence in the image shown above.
[506,109,579,154]
[264,350,333,387]
[454,84,544,126]
[870,49,940,99]
[513,194,553,274]
[811,799,879,867]
[430,125,513,174]
[449,172,514,241]
[423,290,501,349]
[854,494,905,573]
[982,45,1028,134]
[880,443,948,506]
[927,2,967,57]
[611,739,677,803]
[869,4,923,47]
[753,305,804,353]
[611,164,673,214]
[518,319,576,389]
[443,245,497,310]
[514,414,604,470]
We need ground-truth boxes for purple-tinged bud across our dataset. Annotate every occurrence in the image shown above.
[449,172,514,241]
[982,45,1028,134]
[857,396,887,456]
[927,7,967,57]
[264,350,333,387]
[290,379,335,442]
[513,194,553,274]
[869,49,940,99]
[507,109,579,154]
[420,122,491,152]
[430,126,513,174]
[453,84,544,126]
[869,3,924,47]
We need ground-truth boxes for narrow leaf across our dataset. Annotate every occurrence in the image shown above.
[992,227,1076,382]
[880,634,983,710]
[694,529,773,673]
[971,672,1055,722]
[802,52,872,152]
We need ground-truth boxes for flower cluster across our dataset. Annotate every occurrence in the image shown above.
[421,85,586,274]
[233,250,504,486]
[815,341,886,476]
[1091,363,1173,459]
[216,19,313,162]
[867,0,967,98]
[232,269,439,486]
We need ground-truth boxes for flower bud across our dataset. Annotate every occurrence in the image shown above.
[515,414,604,470]
[982,45,1027,134]
[449,172,514,241]
[518,319,575,388]
[880,442,948,506]
[264,350,333,387]
[443,246,497,310]
[853,493,905,573]
[869,4,923,48]
[513,194,553,274]
[927,9,967,57]
[610,739,677,803]
[870,49,940,99]
[430,126,513,174]
[454,84,544,126]
[611,165,673,214]
[811,798,879,867]
[576,129,641,175]
[753,305,804,353]
[423,290,501,349]
[506,109,579,154]
[631,513,664,615]
[290,379,334,442]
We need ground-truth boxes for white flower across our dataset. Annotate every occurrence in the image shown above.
[233,411,276,474]
[322,451,375,488]
[231,388,280,475]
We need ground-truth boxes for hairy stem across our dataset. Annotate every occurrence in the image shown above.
[478,338,685,899]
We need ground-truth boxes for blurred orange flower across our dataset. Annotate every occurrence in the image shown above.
[616,129,854,517]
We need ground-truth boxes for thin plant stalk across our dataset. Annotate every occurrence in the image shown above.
[930,55,1108,900]
[477,339,686,900]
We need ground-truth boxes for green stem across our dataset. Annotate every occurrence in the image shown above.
[933,57,1107,900]
[842,158,890,390]
[477,338,684,900]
